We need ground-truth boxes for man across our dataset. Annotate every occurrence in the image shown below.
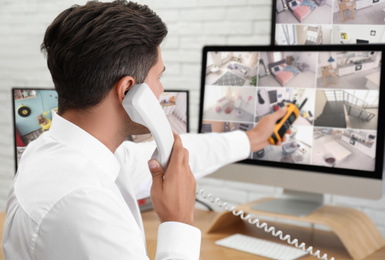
[3,1,287,259]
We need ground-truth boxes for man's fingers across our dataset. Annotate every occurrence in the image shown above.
[273,106,287,120]
[168,134,185,166]
[148,159,164,187]
[182,147,190,166]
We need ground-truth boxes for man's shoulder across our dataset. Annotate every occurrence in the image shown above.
[20,132,89,166]
[14,137,113,225]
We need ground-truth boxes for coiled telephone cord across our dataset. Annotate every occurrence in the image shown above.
[198,189,335,260]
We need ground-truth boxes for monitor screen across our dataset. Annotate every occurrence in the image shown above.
[273,0,385,45]
[12,88,189,172]
[199,45,384,200]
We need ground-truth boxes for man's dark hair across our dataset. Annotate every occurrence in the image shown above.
[41,0,167,113]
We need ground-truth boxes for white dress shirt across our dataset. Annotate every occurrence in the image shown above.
[3,113,250,260]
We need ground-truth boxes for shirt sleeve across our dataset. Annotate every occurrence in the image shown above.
[181,130,251,179]
[155,222,201,260]
[116,131,251,199]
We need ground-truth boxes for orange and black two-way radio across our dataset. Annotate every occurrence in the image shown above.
[269,98,307,145]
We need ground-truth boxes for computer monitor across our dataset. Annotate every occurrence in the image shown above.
[273,0,385,45]
[199,44,384,216]
[12,88,189,172]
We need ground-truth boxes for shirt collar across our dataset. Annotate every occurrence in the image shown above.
[49,113,121,182]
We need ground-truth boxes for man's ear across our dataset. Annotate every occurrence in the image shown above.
[116,76,136,104]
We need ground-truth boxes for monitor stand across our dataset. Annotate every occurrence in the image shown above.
[207,196,385,260]
[251,189,323,217]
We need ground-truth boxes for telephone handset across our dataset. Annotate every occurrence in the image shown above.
[122,83,174,169]
[122,84,333,260]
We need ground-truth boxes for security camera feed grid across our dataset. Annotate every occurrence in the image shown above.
[201,51,380,171]
[275,0,385,45]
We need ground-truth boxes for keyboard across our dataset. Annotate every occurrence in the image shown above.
[215,234,308,260]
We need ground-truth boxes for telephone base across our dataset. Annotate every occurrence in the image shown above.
[207,198,385,260]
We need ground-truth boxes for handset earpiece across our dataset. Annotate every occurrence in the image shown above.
[122,83,174,169]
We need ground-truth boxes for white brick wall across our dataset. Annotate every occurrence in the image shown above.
[1,0,384,242]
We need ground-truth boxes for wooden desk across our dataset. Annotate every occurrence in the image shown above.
[339,1,355,23]
[142,208,385,260]
[1,208,384,259]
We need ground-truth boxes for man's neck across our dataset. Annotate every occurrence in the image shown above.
[60,105,125,154]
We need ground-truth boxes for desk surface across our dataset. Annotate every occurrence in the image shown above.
[142,209,385,260]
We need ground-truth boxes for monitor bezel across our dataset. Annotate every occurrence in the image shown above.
[12,87,190,173]
[198,44,385,181]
